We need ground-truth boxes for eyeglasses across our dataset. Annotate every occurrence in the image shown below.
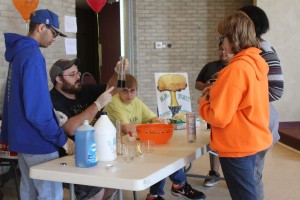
[217,48,227,53]
[60,71,81,78]
[219,35,227,43]
[121,88,136,95]
[45,25,58,38]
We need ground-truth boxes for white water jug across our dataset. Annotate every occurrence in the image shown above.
[94,112,117,162]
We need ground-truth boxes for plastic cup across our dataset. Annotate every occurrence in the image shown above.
[122,145,134,163]
[141,140,155,153]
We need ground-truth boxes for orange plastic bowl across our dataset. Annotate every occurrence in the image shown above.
[136,124,174,144]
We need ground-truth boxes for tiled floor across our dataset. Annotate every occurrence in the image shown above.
[1,143,300,200]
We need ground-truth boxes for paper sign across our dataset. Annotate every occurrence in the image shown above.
[155,72,192,119]
[65,38,77,55]
[64,16,77,33]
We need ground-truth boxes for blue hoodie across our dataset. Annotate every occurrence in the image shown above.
[1,33,67,154]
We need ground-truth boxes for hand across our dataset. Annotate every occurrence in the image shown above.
[199,93,209,103]
[202,86,210,96]
[114,58,130,74]
[151,118,169,124]
[94,86,114,111]
[63,138,75,155]
[54,109,68,126]
[199,86,210,101]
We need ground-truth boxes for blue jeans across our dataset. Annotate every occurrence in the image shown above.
[254,103,280,200]
[254,149,268,200]
[219,154,257,200]
[149,169,186,195]
[18,152,63,200]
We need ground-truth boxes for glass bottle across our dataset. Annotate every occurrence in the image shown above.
[117,57,126,88]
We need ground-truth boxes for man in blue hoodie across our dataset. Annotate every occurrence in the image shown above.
[1,9,74,200]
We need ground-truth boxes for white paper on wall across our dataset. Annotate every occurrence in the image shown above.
[65,38,77,55]
[64,16,77,33]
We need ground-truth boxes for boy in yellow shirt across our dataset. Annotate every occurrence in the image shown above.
[105,74,206,200]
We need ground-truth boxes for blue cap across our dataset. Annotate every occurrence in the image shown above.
[30,9,67,37]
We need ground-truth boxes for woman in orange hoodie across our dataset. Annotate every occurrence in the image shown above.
[199,11,273,200]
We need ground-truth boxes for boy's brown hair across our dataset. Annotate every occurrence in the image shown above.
[125,74,138,90]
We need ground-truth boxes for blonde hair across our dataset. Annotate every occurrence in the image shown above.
[218,11,259,54]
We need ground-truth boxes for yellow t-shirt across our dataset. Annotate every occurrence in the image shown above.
[104,93,157,126]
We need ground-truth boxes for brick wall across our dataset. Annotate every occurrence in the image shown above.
[0,0,76,112]
[0,0,252,116]
[133,0,252,115]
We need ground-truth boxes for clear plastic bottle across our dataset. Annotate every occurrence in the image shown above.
[94,112,117,161]
[75,120,98,168]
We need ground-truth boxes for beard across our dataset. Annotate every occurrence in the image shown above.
[61,78,82,94]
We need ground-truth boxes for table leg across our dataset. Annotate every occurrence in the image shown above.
[69,183,75,200]
[133,191,137,200]
[12,161,20,200]
[118,189,123,200]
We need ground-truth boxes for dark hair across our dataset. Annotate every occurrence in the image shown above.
[239,5,269,38]
[219,41,223,47]
[28,22,39,34]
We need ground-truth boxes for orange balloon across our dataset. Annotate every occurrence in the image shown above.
[12,0,39,22]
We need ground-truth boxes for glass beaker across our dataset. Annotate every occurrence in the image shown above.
[117,57,126,88]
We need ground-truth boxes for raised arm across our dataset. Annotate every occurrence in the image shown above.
[107,58,130,95]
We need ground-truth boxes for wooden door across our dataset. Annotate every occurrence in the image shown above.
[76,2,120,84]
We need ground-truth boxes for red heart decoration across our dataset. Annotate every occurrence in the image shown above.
[86,0,107,13]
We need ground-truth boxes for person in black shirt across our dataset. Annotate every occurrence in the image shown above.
[195,42,233,91]
[195,42,234,187]
[50,58,129,200]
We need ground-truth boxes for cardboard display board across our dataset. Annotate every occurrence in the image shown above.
[155,72,192,119]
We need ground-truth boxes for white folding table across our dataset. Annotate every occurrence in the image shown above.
[30,128,210,200]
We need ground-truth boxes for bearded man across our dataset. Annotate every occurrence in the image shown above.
[49,58,129,200]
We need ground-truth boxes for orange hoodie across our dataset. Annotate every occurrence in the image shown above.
[199,47,272,157]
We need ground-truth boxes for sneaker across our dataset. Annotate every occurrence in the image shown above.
[146,193,165,200]
[171,182,206,200]
[203,170,221,187]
